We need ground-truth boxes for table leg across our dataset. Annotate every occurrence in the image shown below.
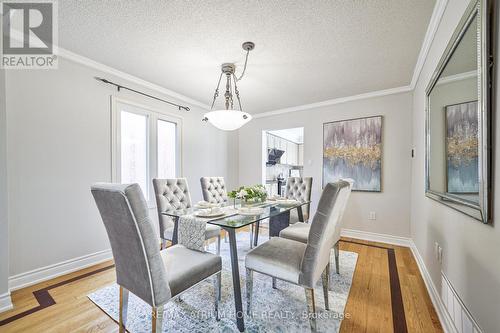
[253,221,260,247]
[172,217,179,245]
[297,205,304,222]
[225,228,245,332]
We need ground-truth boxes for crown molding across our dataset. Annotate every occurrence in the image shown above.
[435,70,477,85]
[17,0,446,120]
[57,47,212,111]
[253,85,411,119]
[5,27,211,111]
[409,0,449,89]
[252,0,447,120]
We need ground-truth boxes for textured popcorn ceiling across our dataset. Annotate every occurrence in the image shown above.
[58,0,435,113]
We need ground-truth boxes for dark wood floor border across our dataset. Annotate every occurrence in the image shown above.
[0,264,115,326]
[340,239,408,333]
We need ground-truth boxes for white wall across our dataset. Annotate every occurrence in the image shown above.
[0,69,12,311]
[5,57,236,277]
[238,92,413,237]
[410,0,500,332]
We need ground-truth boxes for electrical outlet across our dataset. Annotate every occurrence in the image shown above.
[368,211,376,220]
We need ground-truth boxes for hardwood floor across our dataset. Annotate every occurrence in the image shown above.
[339,238,442,333]
[0,237,443,333]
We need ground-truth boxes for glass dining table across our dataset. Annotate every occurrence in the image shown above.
[162,199,310,332]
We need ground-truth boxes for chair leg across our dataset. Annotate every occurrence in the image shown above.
[216,235,221,256]
[250,224,254,249]
[246,268,253,315]
[254,221,260,247]
[119,286,129,333]
[322,264,330,311]
[151,305,164,333]
[272,277,277,289]
[304,288,317,332]
[214,272,221,320]
[334,242,340,274]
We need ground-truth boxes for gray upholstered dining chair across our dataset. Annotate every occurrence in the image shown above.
[286,177,313,224]
[91,183,222,333]
[153,178,222,254]
[255,177,313,245]
[245,180,352,332]
[200,176,241,245]
[200,176,229,204]
[279,179,353,275]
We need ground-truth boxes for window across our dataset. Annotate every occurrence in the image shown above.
[112,99,182,205]
[120,111,149,198]
[157,119,177,179]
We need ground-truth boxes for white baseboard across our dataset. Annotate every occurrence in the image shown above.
[0,291,13,313]
[409,240,457,333]
[341,228,412,247]
[8,249,113,291]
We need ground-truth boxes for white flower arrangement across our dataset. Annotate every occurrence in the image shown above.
[228,184,268,201]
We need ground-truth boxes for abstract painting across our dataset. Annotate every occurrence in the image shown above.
[323,116,382,191]
[445,101,479,193]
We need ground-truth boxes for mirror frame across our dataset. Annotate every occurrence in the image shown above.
[425,0,495,223]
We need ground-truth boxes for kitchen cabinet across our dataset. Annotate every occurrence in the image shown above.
[287,141,298,165]
[267,134,274,149]
[265,133,303,166]
[286,141,293,165]
[279,138,287,164]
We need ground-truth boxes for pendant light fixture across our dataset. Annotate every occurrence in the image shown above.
[203,42,255,131]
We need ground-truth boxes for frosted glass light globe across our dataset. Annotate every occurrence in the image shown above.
[204,109,252,131]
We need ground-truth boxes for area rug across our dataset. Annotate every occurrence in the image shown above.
[88,231,358,332]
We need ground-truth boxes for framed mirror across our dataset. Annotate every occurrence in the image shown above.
[425,0,494,223]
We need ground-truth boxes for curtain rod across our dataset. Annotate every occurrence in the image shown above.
[94,77,190,111]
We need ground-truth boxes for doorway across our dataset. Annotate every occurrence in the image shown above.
[262,127,304,197]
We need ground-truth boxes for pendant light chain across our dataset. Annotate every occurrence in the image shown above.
[210,72,223,110]
[224,73,231,110]
[236,48,250,82]
[232,73,243,112]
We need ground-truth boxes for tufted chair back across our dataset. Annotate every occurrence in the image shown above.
[91,183,171,307]
[333,178,354,241]
[200,177,228,204]
[153,178,192,241]
[299,180,352,288]
[286,177,313,220]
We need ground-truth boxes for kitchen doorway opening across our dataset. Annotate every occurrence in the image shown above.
[262,127,304,197]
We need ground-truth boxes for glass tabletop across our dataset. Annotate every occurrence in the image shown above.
[161,200,310,229]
